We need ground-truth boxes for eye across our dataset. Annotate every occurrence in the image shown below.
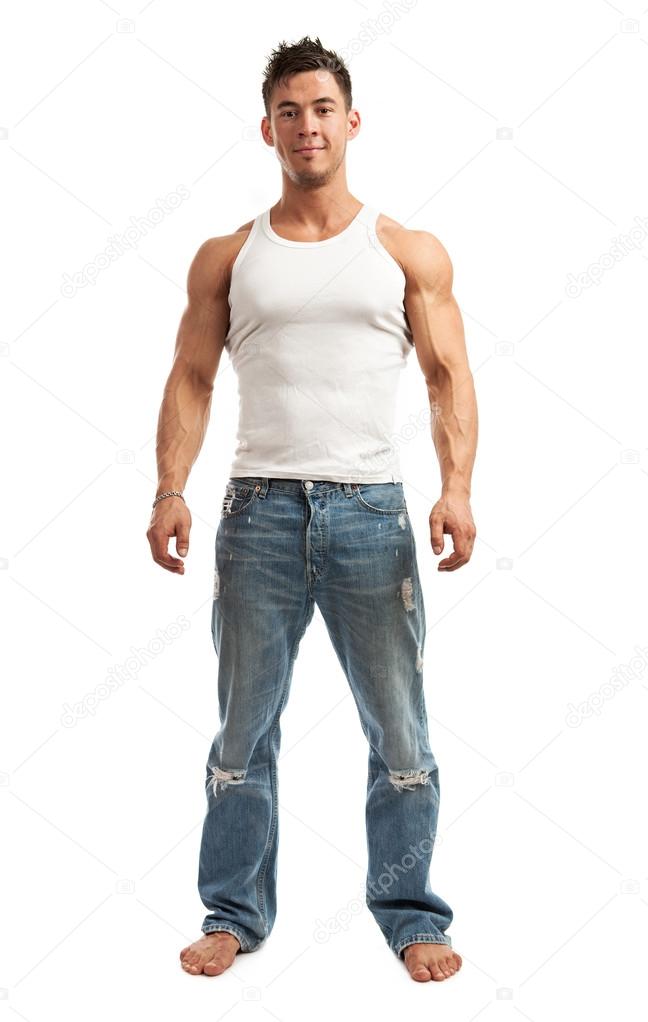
[281,107,333,118]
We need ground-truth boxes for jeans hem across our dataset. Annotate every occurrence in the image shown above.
[394,932,453,958]
[201,924,261,954]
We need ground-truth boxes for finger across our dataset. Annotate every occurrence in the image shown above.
[437,528,471,571]
[438,532,472,569]
[452,530,476,564]
[176,525,190,558]
[438,551,469,571]
[148,530,185,572]
[449,529,471,560]
[156,554,185,573]
[430,512,445,554]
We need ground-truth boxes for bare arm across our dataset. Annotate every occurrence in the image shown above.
[402,230,478,571]
[146,237,232,574]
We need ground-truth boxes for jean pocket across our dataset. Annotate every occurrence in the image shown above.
[220,479,260,518]
[352,482,407,515]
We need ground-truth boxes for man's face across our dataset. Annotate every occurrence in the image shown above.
[262,70,360,188]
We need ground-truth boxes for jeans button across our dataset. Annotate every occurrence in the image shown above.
[304,480,314,490]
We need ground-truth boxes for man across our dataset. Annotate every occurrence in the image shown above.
[146,36,477,983]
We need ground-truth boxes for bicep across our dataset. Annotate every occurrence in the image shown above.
[171,240,230,390]
[403,234,469,387]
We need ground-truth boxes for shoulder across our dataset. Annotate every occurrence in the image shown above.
[186,218,258,298]
[375,212,453,296]
[192,218,257,269]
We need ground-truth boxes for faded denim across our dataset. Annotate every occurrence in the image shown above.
[198,477,454,959]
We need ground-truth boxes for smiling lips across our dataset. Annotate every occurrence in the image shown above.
[295,146,324,153]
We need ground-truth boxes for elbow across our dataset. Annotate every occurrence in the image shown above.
[424,362,452,400]
[425,361,473,402]
[194,375,214,395]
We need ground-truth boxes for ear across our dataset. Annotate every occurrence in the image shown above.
[260,117,274,147]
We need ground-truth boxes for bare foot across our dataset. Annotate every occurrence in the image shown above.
[403,942,463,982]
[179,931,241,976]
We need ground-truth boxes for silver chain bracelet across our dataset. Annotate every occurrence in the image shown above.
[152,490,185,509]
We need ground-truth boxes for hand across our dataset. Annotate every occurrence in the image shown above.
[146,496,192,574]
[429,493,476,571]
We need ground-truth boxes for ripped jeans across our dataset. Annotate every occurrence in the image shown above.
[198,477,454,959]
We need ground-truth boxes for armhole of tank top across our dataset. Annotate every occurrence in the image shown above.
[365,207,415,349]
[228,215,260,294]
[366,207,408,281]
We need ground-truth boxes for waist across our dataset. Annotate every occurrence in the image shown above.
[229,476,404,495]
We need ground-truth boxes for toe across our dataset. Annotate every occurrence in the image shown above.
[181,951,201,973]
[203,956,230,976]
[409,962,432,982]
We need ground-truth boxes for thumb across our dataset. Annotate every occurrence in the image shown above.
[176,526,190,557]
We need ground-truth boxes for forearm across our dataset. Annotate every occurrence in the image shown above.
[428,366,478,498]
[155,369,213,496]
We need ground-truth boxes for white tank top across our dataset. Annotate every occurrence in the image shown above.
[224,203,414,483]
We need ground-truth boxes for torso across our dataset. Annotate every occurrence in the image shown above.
[220,202,416,483]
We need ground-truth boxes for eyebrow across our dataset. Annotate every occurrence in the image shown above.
[275,97,338,110]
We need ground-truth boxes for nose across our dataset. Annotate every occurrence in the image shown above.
[298,115,319,140]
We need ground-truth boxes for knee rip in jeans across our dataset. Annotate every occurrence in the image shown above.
[389,768,431,791]
[400,577,415,612]
[209,766,247,798]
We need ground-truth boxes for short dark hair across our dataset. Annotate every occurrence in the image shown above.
[262,35,352,117]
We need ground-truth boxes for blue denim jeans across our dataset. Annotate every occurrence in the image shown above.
[198,477,454,959]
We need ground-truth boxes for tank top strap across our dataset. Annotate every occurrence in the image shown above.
[357,203,380,240]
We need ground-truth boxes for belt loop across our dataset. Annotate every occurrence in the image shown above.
[343,482,354,497]
[257,477,269,498]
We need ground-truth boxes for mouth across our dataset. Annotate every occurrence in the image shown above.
[294,146,325,154]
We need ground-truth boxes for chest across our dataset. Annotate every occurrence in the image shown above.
[228,242,407,331]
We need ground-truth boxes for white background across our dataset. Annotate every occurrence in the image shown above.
[2,0,647,1017]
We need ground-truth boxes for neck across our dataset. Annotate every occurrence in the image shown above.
[274,185,361,229]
